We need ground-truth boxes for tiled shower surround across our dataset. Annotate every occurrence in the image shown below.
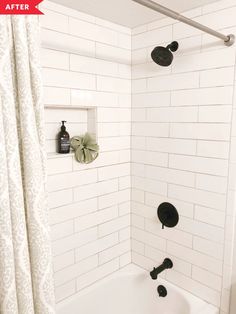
[41,0,236,313]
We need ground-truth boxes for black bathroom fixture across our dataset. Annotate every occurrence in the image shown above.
[157,285,167,297]
[150,258,173,280]
[157,202,179,229]
[151,41,179,67]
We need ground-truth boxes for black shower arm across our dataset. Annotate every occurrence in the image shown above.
[132,0,235,46]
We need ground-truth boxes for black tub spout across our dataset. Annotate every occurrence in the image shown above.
[150,258,173,280]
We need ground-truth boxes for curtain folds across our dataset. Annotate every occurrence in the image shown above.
[0,15,55,314]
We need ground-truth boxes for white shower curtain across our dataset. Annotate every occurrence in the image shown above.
[0,16,55,314]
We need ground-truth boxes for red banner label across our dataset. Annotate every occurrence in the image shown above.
[0,0,43,15]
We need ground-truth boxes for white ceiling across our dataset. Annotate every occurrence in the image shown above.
[51,0,219,28]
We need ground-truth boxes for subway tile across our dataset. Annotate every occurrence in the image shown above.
[132,227,166,252]
[171,86,233,106]
[169,154,228,176]
[76,233,119,261]
[55,280,76,302]
[178,217,225,244]
[97,76,131,93]
[41,48,69,70]
[193,237,224,260]
[132,189,145,203]
[200,67,234,87]
[144,193,194,218]
[147,72,199,92]
[167,241,222,276]
[198,105,232,123]
[99,215,130,237]
[132,122,169,137]
[132,252,156,271]
[194,205,225,228]
[192,266,222,291]
[71,90,118,107]
[99,240,130,264]
[50,198,98,225]
[132,150,168,167]
[97,108,131,123]
[47,155,73,175]
[119,201,130,216]
[70,54,119,77]
[132,239,145,255]
[95,17,130,35]
[132,176,167,196]
[168,184,227,211]
[51,220,74,241]
[75,206,118,232]
[166,270,221,306]
[76,259,119,291]
[170,123,231,141]
[119,176,131,190]
[145,245,192,277]
[52,227,98,256]
[69,18,118,46]
[132,48,147,65]
[132,79,147,94]
[197,141,230,159]
[96,43,131,64]
[48,189,73,209]
[42,29,95,57]
[172,49,235,73]
[119,227,131,242]
[41,9,69,33]
[196,174,228,194]
[132,25,172,50]
[132,62,170,79]
[132,92,170,108]
[145,219,193,248]
[47,169,98,192]
[53,251,75,272]
[132,214,145,229]
[146,138,197,155]
[132,202,157,220]
[147,107,198,122]
[43,68,96,90]
[118,33,131,49]
[73,179,118,202]
[120,252,132,267]
[203,0,236,13]
[98,189,130,210]
[44,86,70,105]
[54,255,98,286]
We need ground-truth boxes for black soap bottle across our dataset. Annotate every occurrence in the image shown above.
[58,121,70,154]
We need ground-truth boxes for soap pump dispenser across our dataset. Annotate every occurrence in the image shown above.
[58,121,70,154]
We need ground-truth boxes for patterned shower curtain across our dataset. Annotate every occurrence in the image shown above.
[0,16,55,314]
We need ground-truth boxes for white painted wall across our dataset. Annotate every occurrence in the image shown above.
[131,1,236,314]
[40,0,131,303]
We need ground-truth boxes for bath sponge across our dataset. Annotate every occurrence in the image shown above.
[71,133,99,164]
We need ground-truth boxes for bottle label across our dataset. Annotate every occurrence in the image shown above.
[60,138,70,153]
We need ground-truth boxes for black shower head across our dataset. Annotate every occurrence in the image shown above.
[151,41,179,67]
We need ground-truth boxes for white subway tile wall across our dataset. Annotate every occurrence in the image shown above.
[41,0,131,303]
[40,0,236,313]
[131,1,236,314]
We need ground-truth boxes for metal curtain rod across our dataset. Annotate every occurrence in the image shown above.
[132,0,235,46]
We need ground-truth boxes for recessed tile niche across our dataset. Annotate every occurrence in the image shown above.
[44,105,97,156]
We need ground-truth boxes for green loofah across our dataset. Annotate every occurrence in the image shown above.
[71,133,99,164]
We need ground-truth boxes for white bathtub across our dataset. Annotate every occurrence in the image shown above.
[57,264,219,314]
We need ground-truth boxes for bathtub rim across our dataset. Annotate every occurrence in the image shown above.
[56,263,219,314]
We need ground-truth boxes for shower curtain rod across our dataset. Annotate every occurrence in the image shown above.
[132,0,235,46]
